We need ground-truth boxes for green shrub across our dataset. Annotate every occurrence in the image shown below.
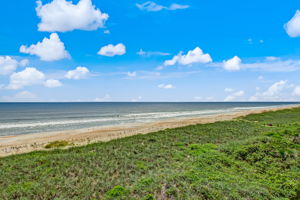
[45,140,72,149]
[105,186,128,199]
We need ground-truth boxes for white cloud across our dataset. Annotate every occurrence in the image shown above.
[163,47,212,67]
[137,49,170,56]
[0,57,29,76]
[20,33,69,61]
[224,95,236,101]
[168,3,189,10]
[136,1,189,12]
[20,59,29,67]
[0,56,19,75]
[65,66,89,80]
[44,79,62,88]
[243,59,300,72]
[234,90,245,96]
[212,57,300,72]
[293,86,300,96]
[224,88,234,93]
[103,30,110,34]
[284,10,300,37]
[127,72,137,77]
[265,56,279,61]
[250,80,295,101]
[223,56,242,71]
[94,94,111,102]
[158,84,175,89]
[15,91,36,99]
[249,96,257,101]
[224,90,244,101]
[1,91,37,102]
[7,67,45,90]
[98,43,126,57]
[263,80,288,96]
[36,0,109,32]
[136,1,164,11]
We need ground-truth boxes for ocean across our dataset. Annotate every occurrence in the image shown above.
[0,102,298,136]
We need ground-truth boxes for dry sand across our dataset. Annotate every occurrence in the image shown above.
[0,105,299,157]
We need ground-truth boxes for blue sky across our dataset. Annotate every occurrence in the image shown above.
[1,0,300,102]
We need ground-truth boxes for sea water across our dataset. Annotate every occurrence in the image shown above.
[0,102,298,136]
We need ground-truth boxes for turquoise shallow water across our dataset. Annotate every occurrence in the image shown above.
[0,102,298,136]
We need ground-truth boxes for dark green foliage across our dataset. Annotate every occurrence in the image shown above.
[0,108,300,199]
[44,140,72,149]
[105,186,128,199]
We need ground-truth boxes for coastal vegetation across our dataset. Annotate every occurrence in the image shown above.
[0,108,300,199]
[45,140,73,149]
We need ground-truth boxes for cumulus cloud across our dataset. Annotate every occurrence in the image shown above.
[224,90,244,101]
[36,0,109,32]
[223,56,242,71]
[163,47,212,67]
[293,86,300,96]
[0,56,29,75]
[20,33,70,61]
[98,43,126,57]
[19,59,30,67]
[136,1,189,12]
[158,84,175,89]
[284,10,300,37]
[65,66,89,80]
[137,49,170,56]
[249,80,295,101]
[263,80,289,96]
[7,67,46,90]
[44,79,62,88]
[0,56,19,75]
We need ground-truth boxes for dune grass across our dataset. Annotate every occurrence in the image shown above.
[45,140,73,149]
[0,108,300,199]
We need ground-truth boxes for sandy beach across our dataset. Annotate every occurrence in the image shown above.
[0,104,299,157]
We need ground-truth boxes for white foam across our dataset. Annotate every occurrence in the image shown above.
[0,109,233,130]
[1,106,277,130]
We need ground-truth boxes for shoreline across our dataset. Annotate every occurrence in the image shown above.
[0,104,299,157]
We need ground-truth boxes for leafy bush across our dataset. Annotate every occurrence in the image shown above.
[105,186,128,199]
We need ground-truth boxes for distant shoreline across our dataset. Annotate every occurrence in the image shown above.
[0,104,299,157]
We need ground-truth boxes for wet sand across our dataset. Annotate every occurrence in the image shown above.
[0,105,299,157]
